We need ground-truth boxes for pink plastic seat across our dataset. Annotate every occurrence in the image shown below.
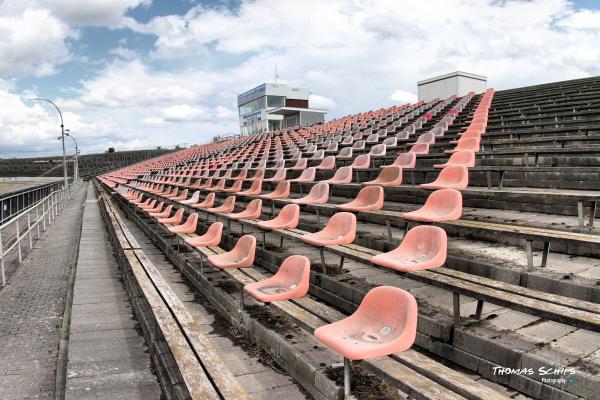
[168,213,198,234]
[350,154,370,169]
[184,222,223,247]
[191,192,216,209]
[256,204,300,230]
[207,235,256,269]
[290,167,316,183]
[206,196,236,214]
[265,168,287,182]
[314,286,417,361]
[322,166,353,184]
[409,143,429,154]
[291,182,329,205]
[402,189,462,222]
[336,186,384,212]
[180,190,201,205]
[227,199,262,220]
[206,179,225,192]
[146,201,164,214]
[150,204,173,219]
[433,150,476,168]
[315,156,336,170]
[289,158,307,170]
[371,226,447,271]
[300,212,356,247]
[222,180,243,193]
[232,170,248,180]
[260,181,290,200]
[337,147,352,159]
[158,208,184,225]
[243,255,310,303]
[369,144,386,157]
[171,189,188,201]
[445,137,480,154]
[391,153,416,169]
[363,166,402,187]
[420,165,469,190]
[249,169,265,181]
[238,179,263,196]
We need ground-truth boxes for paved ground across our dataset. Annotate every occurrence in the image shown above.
[65,184,160,399]
[0,177,62,196]
[0,181,87,400]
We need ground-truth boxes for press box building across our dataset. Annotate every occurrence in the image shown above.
[237,83,327,135]
[418,71,487,102]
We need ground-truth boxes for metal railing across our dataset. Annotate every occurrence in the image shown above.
[0,180,81,286]
[0,180,67,225]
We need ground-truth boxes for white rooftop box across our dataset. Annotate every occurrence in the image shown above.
[418,71,487,102]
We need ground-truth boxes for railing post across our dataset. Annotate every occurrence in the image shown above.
[0,229,5,286]
[42,201,46,231]
[16,218,22,263]
[27,212,32,249]
[36,207,40,238]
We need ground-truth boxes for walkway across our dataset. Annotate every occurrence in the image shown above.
[65,184,160,399]
[0,181,87,399]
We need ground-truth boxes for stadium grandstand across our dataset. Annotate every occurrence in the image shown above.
[82,75,600,400]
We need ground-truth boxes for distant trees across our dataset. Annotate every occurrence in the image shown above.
[107,147,115,153]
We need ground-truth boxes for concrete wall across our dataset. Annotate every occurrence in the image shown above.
[418,72,487,101]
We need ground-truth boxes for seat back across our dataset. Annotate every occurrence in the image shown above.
[337,147,352,158]
[401,225,447,266]
[409,143,429,154]
[231,235,256,264]
[328,166,353,184]
[305,182,330,203]
[350,154,370,169]
[437,165,469,187]
[316,156,336,169]
[423,189,463,218]
[446,150,476,167]
[392,153,416,168]
[369,144,386,157]
[273,204,300,228]
[455,137,480,152]
[354,185,384,209]
[297,167,316,181]
[322,212,356,242]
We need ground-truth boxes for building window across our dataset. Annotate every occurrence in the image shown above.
[266,95,284,108]
[239,96,266,117]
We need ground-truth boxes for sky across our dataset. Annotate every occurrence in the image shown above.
[0,0,600,157]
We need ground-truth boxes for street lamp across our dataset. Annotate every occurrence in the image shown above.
[28,98,68,188]
[64,130,79,182]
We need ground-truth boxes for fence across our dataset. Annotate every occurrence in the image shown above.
[0,180,81,286]
[0,180,67,225]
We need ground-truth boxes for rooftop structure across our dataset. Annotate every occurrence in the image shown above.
[237,82,327,135]
[418,71,487,101]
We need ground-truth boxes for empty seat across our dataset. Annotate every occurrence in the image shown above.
[256,204,300,230]
[349,154,370,169]
[300,212,356,247]
[315,156,336,170]
[363,166,402,187]
[158,208,184,225]
[420,165,468,190]
[445,137,480,154]
[369,144,386,157]
[222,180,243,193]
[238,179,263,196]
[336,185,384,212]
[402,189,462,222]
[382,137,397,147]
[371,226,447,271]
[207,235,256,269]
[322,166,353,184]
[365,133,379,144]
[227,199,262,221]
[249,169,265,181]
[408,143,429,154]
[337,147,353,159]
[191,192,216,209]
[206,179,225,192]
[168,213,198,234]
[289,167,316,183]
[390,153,416,169]
[183,222,223,247]
[410,132,435,146]
[289,158,308,170]
[310,149,325,160]
[146,201,165,215]
[291,182,329,205]
[265,168,287,182]
[244,255,310,303]
[232,170,248,180]
[151,204,173,219]
[260,180,290,200]
[180,190,201,205]
[206,196,236,214]
[352,140,365,151]
[314,286,417,395]
[433,150,476,168]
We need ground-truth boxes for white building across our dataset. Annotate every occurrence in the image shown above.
[237,83,327,135]
[418,71,487,102]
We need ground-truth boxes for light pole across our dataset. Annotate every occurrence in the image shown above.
[65,130,79,182]
[28,98,68,188]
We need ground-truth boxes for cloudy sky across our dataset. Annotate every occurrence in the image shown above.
[0,0,599,157]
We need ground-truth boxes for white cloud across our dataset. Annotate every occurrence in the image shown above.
[389,90,418,104]
[215,106,237,119]
[162,104,206,121]
[309,94,336,109]
[109,46,138,60]
[0,8,76,76]
[143,117,165,125]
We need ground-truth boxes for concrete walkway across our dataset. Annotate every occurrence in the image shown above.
[0,182,87,400]
[65,184,160,399]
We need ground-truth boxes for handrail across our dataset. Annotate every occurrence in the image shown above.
[0,179,81,286]
[0,180,67,225]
